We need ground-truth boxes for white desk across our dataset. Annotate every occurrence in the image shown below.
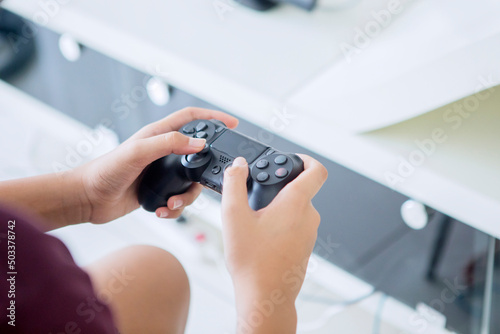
[4,0,500,239]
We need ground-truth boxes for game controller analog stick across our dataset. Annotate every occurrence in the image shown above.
[137,119,304,211]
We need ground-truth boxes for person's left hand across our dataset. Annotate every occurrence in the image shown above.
[73,107,238,224]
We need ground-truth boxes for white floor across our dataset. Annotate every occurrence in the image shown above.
[0,81,453,334]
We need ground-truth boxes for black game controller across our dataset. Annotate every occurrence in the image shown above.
[137,119,304,211]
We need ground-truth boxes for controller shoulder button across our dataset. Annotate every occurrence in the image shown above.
[265,149,275,156]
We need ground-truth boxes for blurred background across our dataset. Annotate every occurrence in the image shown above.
[1,0,500,333]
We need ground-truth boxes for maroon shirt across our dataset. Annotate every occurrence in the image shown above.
[0,204,118,333]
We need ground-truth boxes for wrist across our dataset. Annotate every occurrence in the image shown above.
[235,287,297,334]
[58,169,93,226]
[233,276,298,334]
[231,264,305,304]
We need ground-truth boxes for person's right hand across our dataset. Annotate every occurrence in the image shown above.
[221,154,327,334]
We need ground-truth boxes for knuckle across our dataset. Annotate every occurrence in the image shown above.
[300,153,311,160]
[142,123,159,137]
[308,208,321,229]
[164,131,183,147]
[180,106,196,113]
[308,157,328,181]
[318,164,328,182]
[223,168,234,178]
[126,141,145,166]
[312,209,321,226]
[181,106,198,118]
[224,166,243,178]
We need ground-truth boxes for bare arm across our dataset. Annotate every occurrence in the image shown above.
[221,155,328,334]
[0,107,238,231]
[0,172,89,231]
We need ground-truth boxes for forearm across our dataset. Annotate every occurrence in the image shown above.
[234,279,298,334]
[0,171,90,231]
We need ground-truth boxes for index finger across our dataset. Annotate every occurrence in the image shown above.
[131,107,239,140]
[278,154,328,202]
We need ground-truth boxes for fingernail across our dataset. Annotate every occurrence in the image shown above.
[173,199,183,210]
[158,211,169,218]
[232,157,247,167]
[189,138,206,148]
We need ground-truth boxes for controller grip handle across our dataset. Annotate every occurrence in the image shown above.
[248,184,282,211]
[137,155,193,212]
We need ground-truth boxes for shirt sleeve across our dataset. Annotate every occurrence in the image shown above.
[0,204,118,334]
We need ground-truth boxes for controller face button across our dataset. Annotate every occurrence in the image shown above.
[275,167,288,178]
[256,172,270,182]
[274,155,287,165]
[182,125,195,134]
[256,159,269,169]
[211,165,221,174]
[195,131,208,139]
[195,122,208,132]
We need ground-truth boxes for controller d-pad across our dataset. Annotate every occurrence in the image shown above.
[195,122,208,132]
[182,125,195,134]
[275,167,288,178]
[195,131,208,139]
[257,172,270,182]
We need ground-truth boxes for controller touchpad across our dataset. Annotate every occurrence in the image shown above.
[211,131,267,163]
